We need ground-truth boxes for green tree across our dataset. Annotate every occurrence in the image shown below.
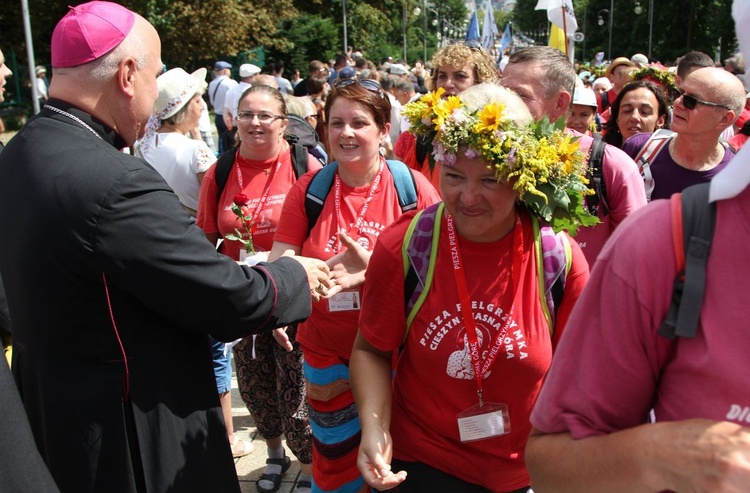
[267,13,341,72]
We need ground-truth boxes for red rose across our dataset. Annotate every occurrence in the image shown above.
[233,193,248,206]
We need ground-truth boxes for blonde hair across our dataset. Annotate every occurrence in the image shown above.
[427,43,499,91]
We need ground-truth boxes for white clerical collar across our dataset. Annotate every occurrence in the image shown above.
[709,143,750,202]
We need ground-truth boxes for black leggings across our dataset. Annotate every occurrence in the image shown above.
[387,459,531,493]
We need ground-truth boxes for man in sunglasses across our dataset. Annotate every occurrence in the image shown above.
[502,46,647,266]
[622,67,746,201]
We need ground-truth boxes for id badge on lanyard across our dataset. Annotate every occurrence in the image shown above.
[446,213,522,442]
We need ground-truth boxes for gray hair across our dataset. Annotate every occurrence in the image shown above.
[507,46,577,98]
[282,94,308,118]
[162,89,205,126]
[460,82,532,128]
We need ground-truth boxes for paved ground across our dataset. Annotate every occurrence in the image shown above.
[231,373,304,493]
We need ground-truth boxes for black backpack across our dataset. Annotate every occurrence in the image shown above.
[659,183,716,340]
[586,134,609,216]
[214,114,323,197]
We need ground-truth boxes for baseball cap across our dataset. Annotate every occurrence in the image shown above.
[338,66,356,80]
[389,64,409,75]
[631,53,649,67]
[35,65,47,75]
[239,63,261,78]
[213,61,232,71]
[51,1,136,68]
[154,68,208,120]
[606,57,636,77]
[572,87,598,108]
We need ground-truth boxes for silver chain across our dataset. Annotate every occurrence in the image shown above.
[43,104,102,140]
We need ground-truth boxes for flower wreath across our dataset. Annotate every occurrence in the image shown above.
[403,88,599,235]
[630,64,679,102]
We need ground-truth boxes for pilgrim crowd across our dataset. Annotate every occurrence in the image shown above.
[1,2,750,493]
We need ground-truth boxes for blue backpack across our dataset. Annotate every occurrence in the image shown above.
[304,160,418,234]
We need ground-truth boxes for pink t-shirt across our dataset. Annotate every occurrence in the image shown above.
[572,131,647,266]
[197,145,321,258]
[532,188,750,439]
[360,209,589,491]
[274,162,441,359]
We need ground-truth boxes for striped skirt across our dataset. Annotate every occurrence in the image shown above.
[302,344,368,493]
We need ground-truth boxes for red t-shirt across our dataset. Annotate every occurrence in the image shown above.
[273,161,441,359]
[197,144,322,258]
[394,132,442,193]
[359,208,589,491]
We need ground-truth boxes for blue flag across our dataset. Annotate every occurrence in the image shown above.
[465,11,480,42]
[499,23,512,54]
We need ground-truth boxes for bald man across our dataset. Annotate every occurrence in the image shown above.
[0,3,330,492]
[622,67,747,200]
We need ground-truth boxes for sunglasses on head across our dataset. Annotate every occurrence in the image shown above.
[333,78,386,99]
[677,90,731,111]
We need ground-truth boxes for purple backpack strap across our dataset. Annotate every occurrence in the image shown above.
[537,220,571,332]
[403,203,443,322]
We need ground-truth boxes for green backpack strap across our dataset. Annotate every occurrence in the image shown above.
[402,203,444,340]
[402,207,569,342]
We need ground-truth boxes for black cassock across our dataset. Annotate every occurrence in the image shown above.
[0,100,311,493]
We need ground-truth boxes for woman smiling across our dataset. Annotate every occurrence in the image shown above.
[269,79,440,493]
[351,83,591,492]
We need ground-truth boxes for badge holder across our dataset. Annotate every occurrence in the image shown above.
[457,397,510,443]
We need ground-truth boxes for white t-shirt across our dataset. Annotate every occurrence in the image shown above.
[136,132,216,211]
[223,82,252,120]
[207,75,238,115]
[36,78,48,99]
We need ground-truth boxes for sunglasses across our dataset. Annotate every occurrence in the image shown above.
[677,90,731,111]
[333,78,386,99]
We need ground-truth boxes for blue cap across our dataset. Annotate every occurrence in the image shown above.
[338,66,356,80]
[213,61,232,70]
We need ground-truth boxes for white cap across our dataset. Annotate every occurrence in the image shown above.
[592,77,613,91]
[388,64,409,75]
[239,63,261,78]
[572,87,598,108]
[631,53,649,67]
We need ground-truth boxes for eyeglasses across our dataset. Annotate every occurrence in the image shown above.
[333,78,386,99]
[235,111,285,124]
[677,90,731,111]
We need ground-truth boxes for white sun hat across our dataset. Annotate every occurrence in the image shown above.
[572,87,598,108]
[154,67,208,120]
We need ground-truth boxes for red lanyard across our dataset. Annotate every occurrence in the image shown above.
[332,160,384,253]
[445,212,524,407]
[235,150,283,236]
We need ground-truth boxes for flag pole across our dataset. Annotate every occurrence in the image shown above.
[561,5,568,57]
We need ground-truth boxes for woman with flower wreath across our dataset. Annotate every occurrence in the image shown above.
[197,84,322,492]
[394,42,499,192]
[268,79,441,493]
[350,83,592,492]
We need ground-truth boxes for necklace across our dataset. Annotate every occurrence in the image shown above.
[44,105,102,140]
